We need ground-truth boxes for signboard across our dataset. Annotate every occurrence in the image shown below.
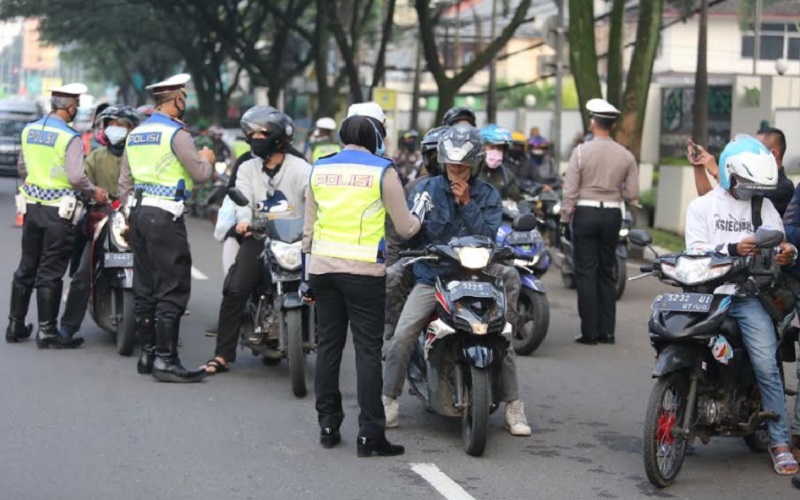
[40,77,62,97]
[660,85,732,159]
[373,87,397,111]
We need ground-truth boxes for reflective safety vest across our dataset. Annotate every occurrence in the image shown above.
[19,117,80,203]
[311,139,342,164]
[310,150,390,263]
[231,140,250,160]
[126,112,191,199]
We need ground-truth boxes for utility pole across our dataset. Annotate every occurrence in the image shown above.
[553,0,565,165]
[410,39,423,131]
[486,0,499,122]
[752,0,762,75]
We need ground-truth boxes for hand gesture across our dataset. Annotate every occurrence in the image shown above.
[199,147,216,163]
[235,221,251,237]
[94,187,109,204]
[451,179,470,205]
[736,236,758,256]
[687,139,718,180]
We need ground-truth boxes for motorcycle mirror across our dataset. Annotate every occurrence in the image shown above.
[227,188,249,207]
[512,213,538,232]
[628,229,652,247]
[754,227,783,248]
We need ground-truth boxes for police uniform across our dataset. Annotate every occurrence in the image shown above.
[561,99,639,344]
[118,74,213,382]
[6,83,99,348]
[310,138,342,164]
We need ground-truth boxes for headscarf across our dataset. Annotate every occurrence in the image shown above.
[338,115,386,154]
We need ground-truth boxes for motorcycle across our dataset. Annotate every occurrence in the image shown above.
[88,202,136,356]
[497,209,551,355]
[560,203,632,300]
[228,188,316,398]
[628,228,798,488]
[403,235,514,456]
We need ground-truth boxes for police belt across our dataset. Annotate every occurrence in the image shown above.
[138,197,185,220]
[22,184,78,205]
[576,200,623,209]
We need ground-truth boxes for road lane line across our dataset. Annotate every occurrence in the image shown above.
[410,463,476,500]
[191,266,209,280]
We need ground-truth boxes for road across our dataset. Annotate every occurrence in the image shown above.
[0,177,797,500]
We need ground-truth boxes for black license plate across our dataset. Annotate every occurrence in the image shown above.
[652,293,713,313]
[449,281,497,301]
[104,252,133,268]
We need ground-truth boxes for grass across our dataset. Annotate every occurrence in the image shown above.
[649,228,684,253]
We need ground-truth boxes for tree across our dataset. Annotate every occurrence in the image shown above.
[568,0,603,131]
[693,0,709,146]
[605,0,626,109]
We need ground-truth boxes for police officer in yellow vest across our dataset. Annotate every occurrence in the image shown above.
[302,102,428,456]
[308,117,342,164]
[118,74,215,382]
[7,83,109,348]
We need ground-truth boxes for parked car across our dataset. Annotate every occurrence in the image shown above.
[0,99,41,177]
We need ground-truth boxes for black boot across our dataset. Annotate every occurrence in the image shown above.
[136,317,156,374]
[320,427,342,449]
[6,281,33,343]
[356,435,405,457]
[151,317,207,383]
[36,284,83,349]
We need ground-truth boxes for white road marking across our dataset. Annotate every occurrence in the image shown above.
[191,266,209,280]
[410,463,476,500]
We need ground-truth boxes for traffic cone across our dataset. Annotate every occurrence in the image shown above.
[15,213,23,227]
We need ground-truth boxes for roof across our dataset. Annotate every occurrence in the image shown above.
[664,0,800,19]
[437,0,557,39]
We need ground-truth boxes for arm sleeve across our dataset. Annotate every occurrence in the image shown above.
[458,187,501,238]
[172,130,212,183]
[561,147,580,222]
[506,168,522,201]
[234,162,255,224]
[302,184,317,254]
[118,150,134,207]
[684,198,714,252]
[623,153,640,201]
[64,137,96,198]
[761,198,785,233]
[17,148,27,180]
[383,167,421,239]
[84,150,98,186]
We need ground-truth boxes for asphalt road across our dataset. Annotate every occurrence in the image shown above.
[0,177,797,500]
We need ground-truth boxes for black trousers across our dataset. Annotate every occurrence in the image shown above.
[60,242,91,332]
[14,203,75,290]
[130,206,191,321]
[572,206,621,341]
[215,238,264,361]
[312,272,386,439]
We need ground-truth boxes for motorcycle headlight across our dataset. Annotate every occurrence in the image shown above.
[457,247,492,269]
[619,228,629,237]
[270,241,302,270]
[661,257,731,286]
[551,202,561,215]
[110,212,130,250]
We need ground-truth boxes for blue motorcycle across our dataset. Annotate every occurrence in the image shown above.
[497,204,551,355]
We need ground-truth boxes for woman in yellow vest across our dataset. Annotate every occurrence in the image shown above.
[302,102,424,456]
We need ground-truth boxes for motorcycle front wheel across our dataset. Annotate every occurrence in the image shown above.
[513,288,550,355]
[643,372,690,488]
[462,365,490,457]
[115,289,136,356]
[285,310,307,398]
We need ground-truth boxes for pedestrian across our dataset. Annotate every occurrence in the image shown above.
[118,73,216,382]
[302,102,424,456]
[6,83,109,348]
[561,98,639,345]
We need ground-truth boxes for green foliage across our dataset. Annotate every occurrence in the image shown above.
[650,228,685,253]
[639,188,657,210]
[497,81,555,109]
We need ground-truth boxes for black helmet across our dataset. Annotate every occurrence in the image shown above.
[97,105,140,129]
[442,106,476,127]
[437,124,485,177]
[420,126,448,176]
[240,106,295,158]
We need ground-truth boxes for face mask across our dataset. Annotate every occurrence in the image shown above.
[250,138,274,160]
[104,126,128,146]
[370,121,385,156]
[175,98,186,120]
[486,150,504,169]
[508,149,524,161]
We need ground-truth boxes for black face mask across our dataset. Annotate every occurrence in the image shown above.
[508,149,524,161]
[174,98,186,120]
[251,138,276,161]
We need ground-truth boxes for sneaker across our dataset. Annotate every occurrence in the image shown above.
[505,400,531,436]
[382,395,400,428]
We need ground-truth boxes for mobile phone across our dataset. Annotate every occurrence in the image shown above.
[691,144,701,160]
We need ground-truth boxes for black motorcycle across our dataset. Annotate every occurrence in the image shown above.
[403,235,513,456]
[628,228,798,488]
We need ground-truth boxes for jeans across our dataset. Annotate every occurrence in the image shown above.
[728,297,789,447]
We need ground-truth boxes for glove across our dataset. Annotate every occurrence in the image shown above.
[560,223,571,242]
[410,191,433,223]
[300,281,314,303]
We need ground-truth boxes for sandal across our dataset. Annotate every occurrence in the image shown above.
[201,357,229,375]
[770,445,799,476]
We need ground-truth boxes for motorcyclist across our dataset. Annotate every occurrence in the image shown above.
[684,134,798,476]
[507,131,536,185]
[382,124,531,437]
[201,107,311,374]
[307,117,342,163]
[393,129,421,184]
[441,106,476,127]
[479,124,522,201]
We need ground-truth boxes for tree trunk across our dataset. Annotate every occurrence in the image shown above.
[568,0,603,131]
[616,0,664,160]
[267,85,282,107]
[409,38,422,131]
[693,0,709,146]
[325,0,365,103]
[436,84,457,124]
[314,0,338,117]
[370,0,396,92]
[606,0,625,108]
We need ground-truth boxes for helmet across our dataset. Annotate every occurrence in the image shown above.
[437,124,485,176]
[402,129,419,140]
[97,105,140,129]
[315,117,337,131]
[420,126,449,176]
[442,106,476,127]
[240,106,295,157]
[480,124,512,147]
[718,134,778,200]
[400,129,419,151]
[511,131,527,147]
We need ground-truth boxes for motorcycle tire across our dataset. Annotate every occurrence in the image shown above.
[643,372,690,488]
[462,366,490,457]
[742,427,770,452]
[286,310,307,398]
[115,290,136,356]
[561,270,576,290]
[615,256,627,301]
[513,288,550,355]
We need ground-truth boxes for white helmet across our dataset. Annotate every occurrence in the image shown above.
[315,117,336,131]
[718,134,778,200]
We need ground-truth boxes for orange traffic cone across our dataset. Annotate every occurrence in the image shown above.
[15,213,23,227]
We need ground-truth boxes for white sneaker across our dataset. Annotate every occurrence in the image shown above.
[505,400,531,436]
[383,395,400,428]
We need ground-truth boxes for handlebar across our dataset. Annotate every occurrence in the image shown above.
[399,250,426,258]
[639,265,653,273]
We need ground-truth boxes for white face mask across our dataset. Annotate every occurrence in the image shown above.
[104,126,128,146]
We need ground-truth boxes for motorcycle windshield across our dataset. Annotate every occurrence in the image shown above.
[264,218,305,243]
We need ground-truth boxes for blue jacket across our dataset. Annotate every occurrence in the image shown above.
[782,183,800,279]
[408,175,502,286]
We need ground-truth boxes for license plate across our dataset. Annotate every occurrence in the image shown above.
[448,281,497,301]
[652,293,713,313]
[104,252,133,268]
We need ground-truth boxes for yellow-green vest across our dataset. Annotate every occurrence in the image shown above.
[19,117,80,202]
[126,112,191,199]
[310,150,390,263]
[232,140,250,160]
[311,139,342,164]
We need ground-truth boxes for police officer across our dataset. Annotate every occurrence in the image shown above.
[561,99,639,345]
[7,83,108,348]
[308,117,342,164]
[118,74,215,382]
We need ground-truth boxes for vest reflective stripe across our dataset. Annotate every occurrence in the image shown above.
[126,113,191,199]
[311,141,342,163]
[20,118,79,202]
[310,159,388,263]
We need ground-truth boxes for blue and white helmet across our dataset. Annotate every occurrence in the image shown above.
[479,124,513,146]
[718,134,778,200]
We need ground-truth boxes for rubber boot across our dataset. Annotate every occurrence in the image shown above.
[35,284,84,349]
[151,317,207,383]
[136,317,156,375]
[6,281,33,343]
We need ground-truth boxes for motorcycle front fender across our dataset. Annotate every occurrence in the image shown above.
[281,292,305,310]
[102,267,133,289]
[520,274,547,293]
[616,243,628,259]
[652,344,703,378]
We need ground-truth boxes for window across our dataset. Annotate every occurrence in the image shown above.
[790,38,800,60]
[740,21,800,61]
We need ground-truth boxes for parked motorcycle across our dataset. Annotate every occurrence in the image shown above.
[403,235,514,456]
[628,228,798,488]
[228,188,316,398]
[497,211,550,355]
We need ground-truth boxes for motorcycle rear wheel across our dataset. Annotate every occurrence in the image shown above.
[115,290,136,356]
[643,372,690,488]
[286,310,307,398]
[462,366,490,457]
[513,288,550,355]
